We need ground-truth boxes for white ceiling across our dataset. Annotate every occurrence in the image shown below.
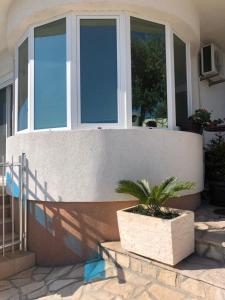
[0,0,12,52]
[193,0,225,50]
[1,0,225,52]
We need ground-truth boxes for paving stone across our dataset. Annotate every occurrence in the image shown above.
[141,262,158,278]
[134,291,153,300]
[104,278,134,298]
[0,287,19,300]
[10,267,35,279]
[148,283,186,300]
[116,253,130,268]
[179,276,205,298]
[57,281,83,299]
[157,269,177,287]
[38,295,61,300]
[205,285,225,300]
[27,286,48,299]
[130,257,142,273]
[49,279,76,292]
[66,264,84,279]
[33,267,52,274]
[46,265,73,281]
[0,280,12,291]
[86,289,115,300]
[12,278,33,288]
[84,279,108,292]
[21,281,45,295]
[33,273,48,281]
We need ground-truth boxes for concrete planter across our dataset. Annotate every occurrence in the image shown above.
[117,206,194,266]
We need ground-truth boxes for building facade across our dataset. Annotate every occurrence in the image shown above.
[0,0,223,265]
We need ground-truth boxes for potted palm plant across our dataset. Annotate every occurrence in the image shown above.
[116,177,195,266]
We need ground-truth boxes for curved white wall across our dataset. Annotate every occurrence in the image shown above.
[6,129,204,202]
[6,0,200,50]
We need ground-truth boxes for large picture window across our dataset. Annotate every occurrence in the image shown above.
[34,18,67,129]
[18,38,28,131]
[80,19,118,124]
[174,34,188,126]
[15,14,191,133]
[131,17,167,128]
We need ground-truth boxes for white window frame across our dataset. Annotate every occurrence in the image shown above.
[14,11,193,133]
[76,14,125,129]
[172,31,192,125]
[127,13,175,130]
[15,32,29,134]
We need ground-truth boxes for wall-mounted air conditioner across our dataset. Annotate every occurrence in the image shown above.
[200,43,225,86]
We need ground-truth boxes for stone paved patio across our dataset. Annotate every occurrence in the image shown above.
[0,258,167,300]
[195,204,225,262]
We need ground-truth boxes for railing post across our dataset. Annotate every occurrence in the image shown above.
[22,153,27,251]
[2,156,5,256]
[11,156,15,253]
[19,154,24,251]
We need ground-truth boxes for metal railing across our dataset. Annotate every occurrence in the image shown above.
[0,153,27,255]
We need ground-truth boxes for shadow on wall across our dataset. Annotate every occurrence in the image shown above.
[5,155,134,266]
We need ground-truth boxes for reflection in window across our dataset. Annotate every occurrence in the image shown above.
[131,17,167,128]
[174,35,188,126]
[34,18,67,129]
[18,39,28,131]
[80,19,118,123]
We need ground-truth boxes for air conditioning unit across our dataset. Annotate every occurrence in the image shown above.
[200,43,225,86]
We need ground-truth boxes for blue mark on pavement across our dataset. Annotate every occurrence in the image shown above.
[84,256,105,282]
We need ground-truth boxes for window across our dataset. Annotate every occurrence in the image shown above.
[14,14,192,133]
[130,17,167,128]
[18,38,28,131]
[80,19,118,124]
[34,18,67,129]
[173,34,188,126]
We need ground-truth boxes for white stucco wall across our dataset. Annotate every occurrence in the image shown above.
[199,81,225,145]
[6,129,204,203]
[6,0,200,50]
[200,81,225,120]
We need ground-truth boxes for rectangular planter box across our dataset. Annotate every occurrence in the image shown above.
[117,206,194,266]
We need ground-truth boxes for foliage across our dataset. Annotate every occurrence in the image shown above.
[190,109,223,130]
[132,38,167,126]
[205,134,225,181]
[116,177,195,217]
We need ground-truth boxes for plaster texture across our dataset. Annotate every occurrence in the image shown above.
[6,129,204,203]
[117,207,195,266]
[5,0,200,51]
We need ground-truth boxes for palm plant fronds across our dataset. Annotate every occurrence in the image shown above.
[116,176,195,216]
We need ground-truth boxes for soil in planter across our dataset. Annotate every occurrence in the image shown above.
[129,205,179,220]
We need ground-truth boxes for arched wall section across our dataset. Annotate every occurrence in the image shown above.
[6,129,204,203]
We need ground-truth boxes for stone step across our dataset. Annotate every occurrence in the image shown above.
[0,251,35,280]
[100,241,225,300]
[195,205,225,263]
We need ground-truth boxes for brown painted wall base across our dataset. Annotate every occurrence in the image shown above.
[26,193,200,266]
[27,200,137,266]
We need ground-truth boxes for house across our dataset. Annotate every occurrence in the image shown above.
[0,0,224,266]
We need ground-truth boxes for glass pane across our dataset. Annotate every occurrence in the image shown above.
[174,35,188,126]
[18,39,28,131]
[80,19,118,123]
[131,17,167,128]
[34,18,67,129]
